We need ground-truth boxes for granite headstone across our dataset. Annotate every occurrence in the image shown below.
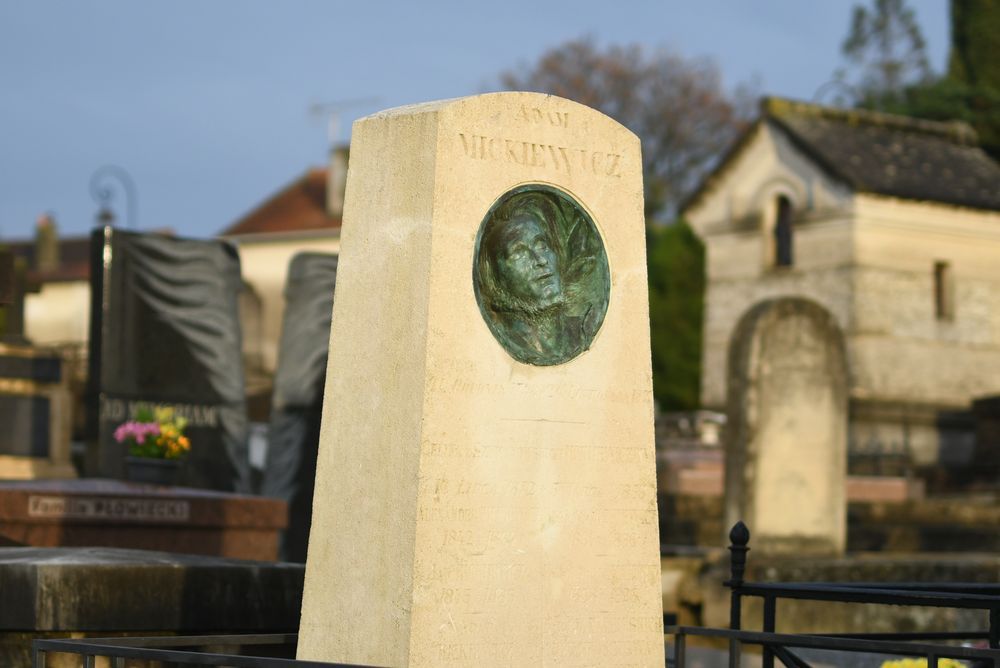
[86,227,250,491]
[260,252,338,562]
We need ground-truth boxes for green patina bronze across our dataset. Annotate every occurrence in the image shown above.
[473,184,610,366]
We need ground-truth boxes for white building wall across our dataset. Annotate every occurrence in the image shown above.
[24,281,90,346]
[225,230,341,373]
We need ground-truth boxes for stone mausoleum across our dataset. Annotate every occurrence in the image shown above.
[682,97,1000,471]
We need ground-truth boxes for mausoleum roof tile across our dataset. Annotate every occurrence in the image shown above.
[766,98,1000,211]
[682,97,1000,215]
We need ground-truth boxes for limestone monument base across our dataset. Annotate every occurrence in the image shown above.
[298,93,664,666]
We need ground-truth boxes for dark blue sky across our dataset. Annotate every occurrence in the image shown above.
[0,0,949,240]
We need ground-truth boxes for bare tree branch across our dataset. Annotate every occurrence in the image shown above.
[500,37,753,220]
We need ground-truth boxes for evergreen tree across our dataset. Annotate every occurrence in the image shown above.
[949,0,1000,88]
[874,0,1000,159]
[837,0,933,108]
[646,222,705,411]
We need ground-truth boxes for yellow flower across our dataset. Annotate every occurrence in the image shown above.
[880,659,965,668]
[154,407,175,423]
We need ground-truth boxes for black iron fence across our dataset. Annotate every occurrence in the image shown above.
[666,521,1000,667]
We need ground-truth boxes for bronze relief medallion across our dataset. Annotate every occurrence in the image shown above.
[473,184,611,366]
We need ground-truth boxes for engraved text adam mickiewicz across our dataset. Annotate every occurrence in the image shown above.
[458,133,624,178]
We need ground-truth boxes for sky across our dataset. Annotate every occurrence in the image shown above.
[0,0,949,241]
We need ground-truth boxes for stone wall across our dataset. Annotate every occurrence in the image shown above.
[660,493,1000,553]
[850,265,1000,407]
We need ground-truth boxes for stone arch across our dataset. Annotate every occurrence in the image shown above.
[748,176,806,217]
[724,297,848,555]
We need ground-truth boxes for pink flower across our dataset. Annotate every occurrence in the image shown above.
[113,421,160,444]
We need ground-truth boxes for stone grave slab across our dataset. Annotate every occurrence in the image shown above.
[298,93,663,666]
[0,546,303,666]
[0,479,285,560]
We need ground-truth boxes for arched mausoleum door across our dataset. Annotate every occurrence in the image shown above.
[723,297,848,555]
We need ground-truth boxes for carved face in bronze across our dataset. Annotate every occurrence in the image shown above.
[492,213,562,309]
[473,184,610,366]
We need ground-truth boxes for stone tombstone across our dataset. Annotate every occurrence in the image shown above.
[260,252,338,562]
[0,546,305,666]
[298,93,663,667]
[724,298,848,555]
[971,395,1000,485]
[86,227,251,492]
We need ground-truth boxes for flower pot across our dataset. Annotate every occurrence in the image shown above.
[125,457,181,486]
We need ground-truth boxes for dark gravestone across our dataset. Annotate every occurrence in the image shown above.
[0,351,61,458]
[934,408,978,489]
[0,396,49,457]
[0,250,12,306]
[971,395,1000,487]
[86,227,250,491]
[0,257,28,345]
[261,253,337,562]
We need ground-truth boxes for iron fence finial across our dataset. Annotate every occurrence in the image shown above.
[728,521,750,587]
